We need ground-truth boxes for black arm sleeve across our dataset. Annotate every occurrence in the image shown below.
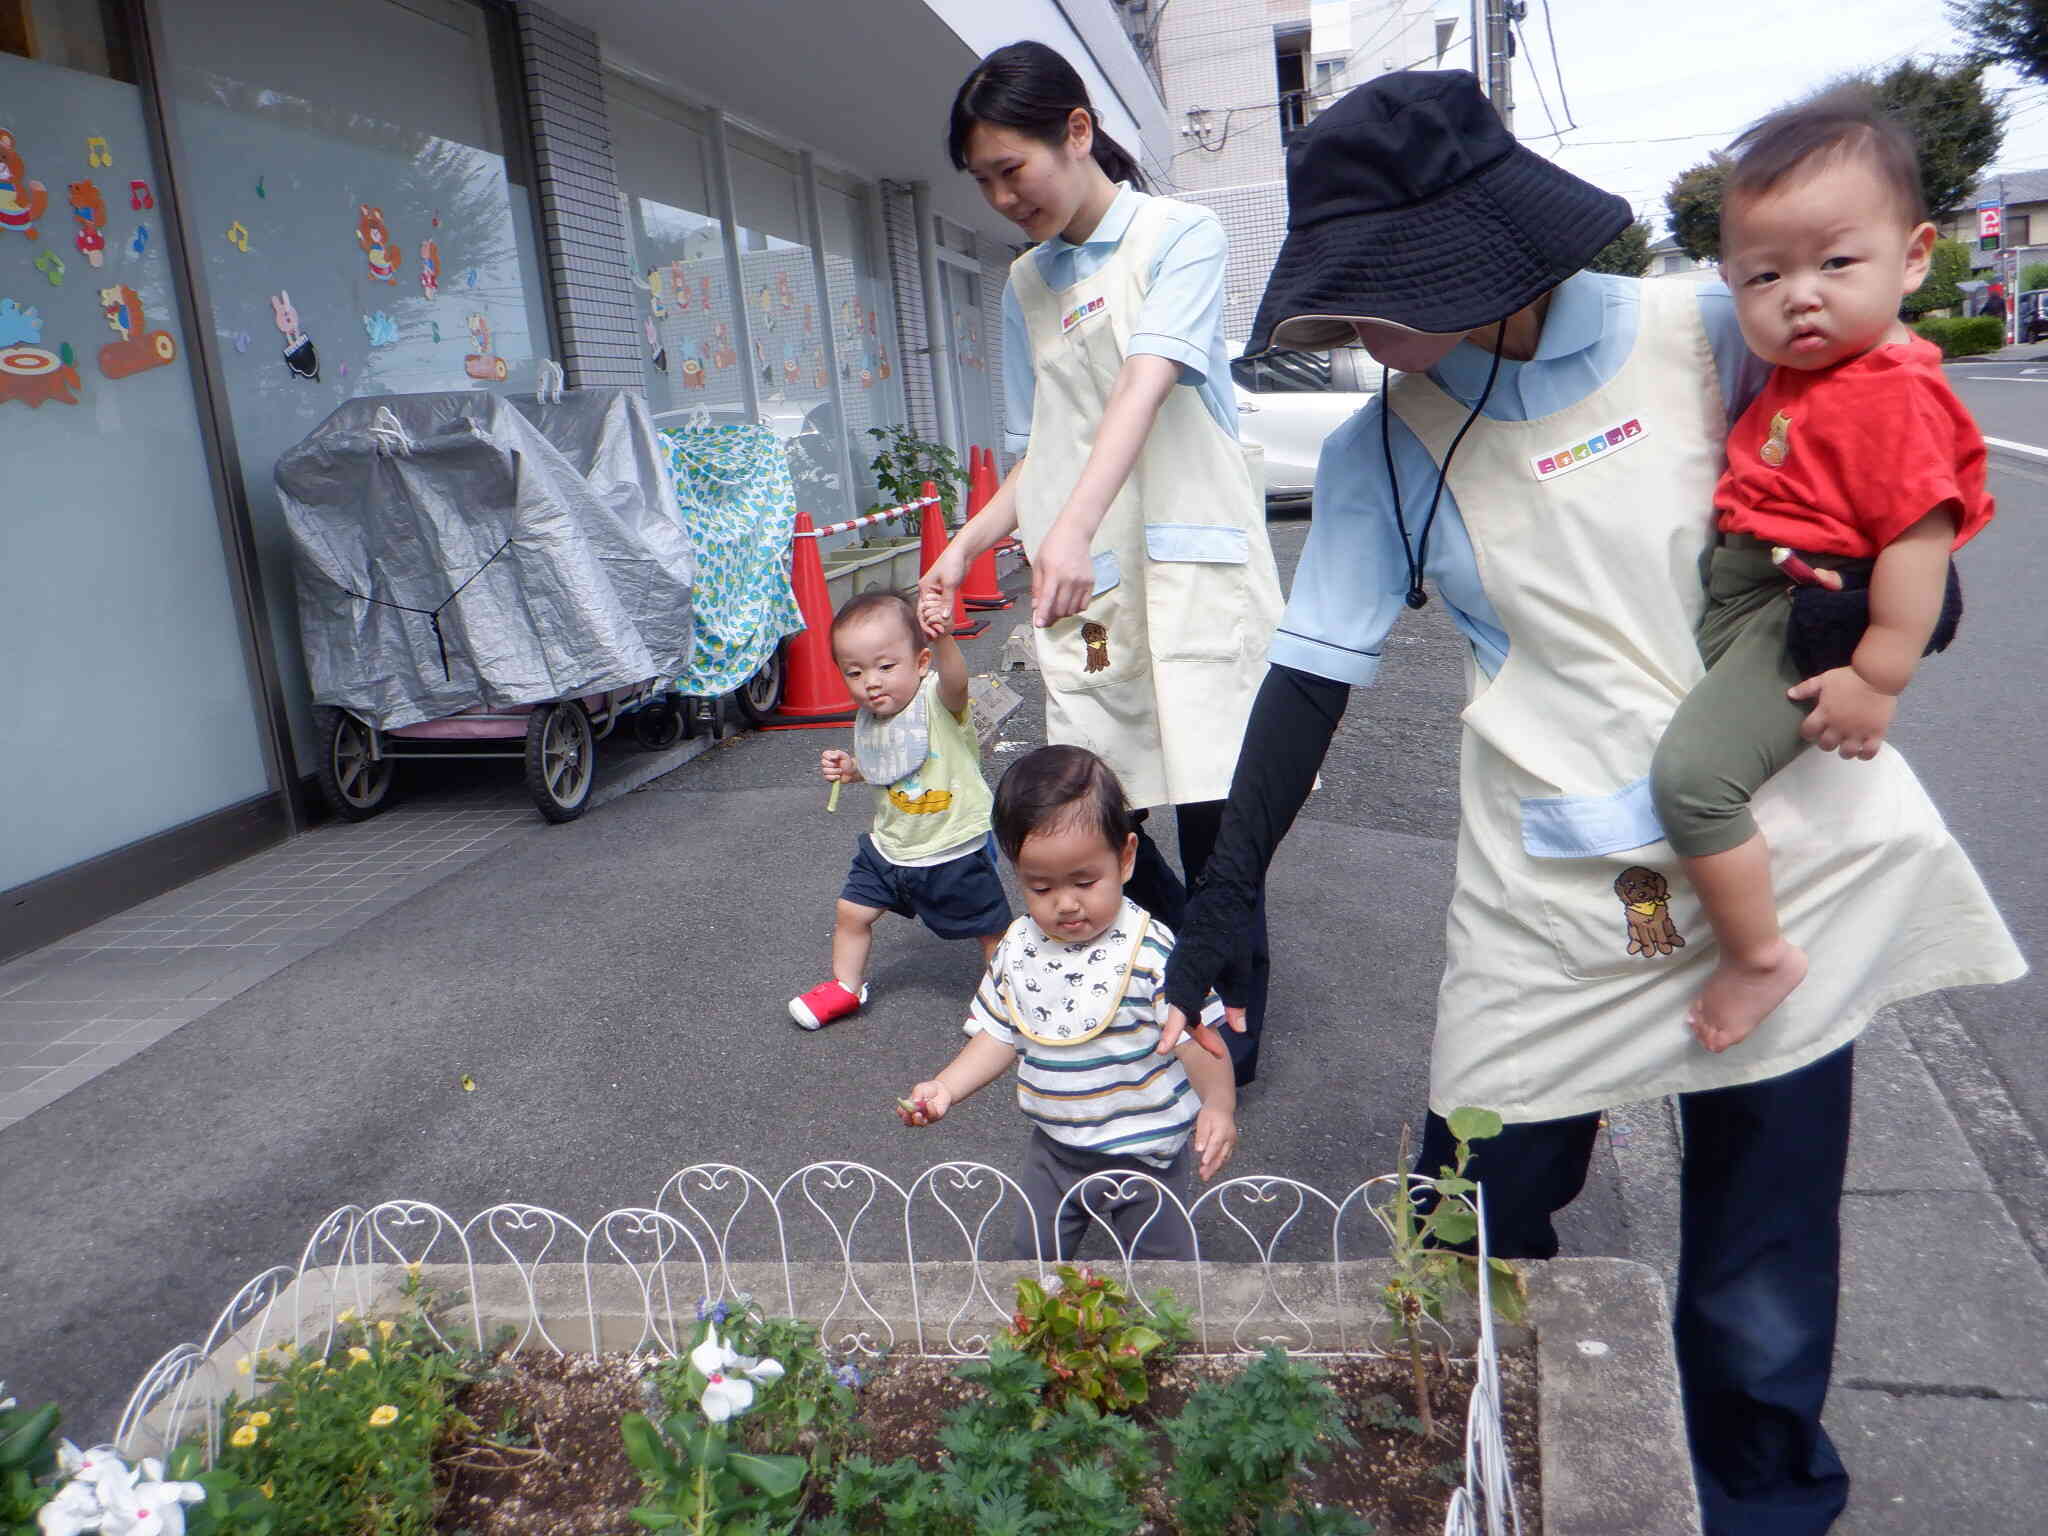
[1162,662,1351,1017]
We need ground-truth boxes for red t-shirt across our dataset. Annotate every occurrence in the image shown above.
[1715,338,1994,558]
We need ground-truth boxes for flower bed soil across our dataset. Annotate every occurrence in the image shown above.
[435,1344,1540,1534]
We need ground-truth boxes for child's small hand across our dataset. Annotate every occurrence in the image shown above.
[916,589,951,640]
[1192,1105,1237,1181]
[896,1081,952,1126]
[1787,667,1895,760]
[820,748,857,783]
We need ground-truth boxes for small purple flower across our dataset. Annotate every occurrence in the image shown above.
[832,1362,864,1389]
[696,1298,730,1324]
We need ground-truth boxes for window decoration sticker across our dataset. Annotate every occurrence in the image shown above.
[271,291,318,379]
[96,282,177,379]
[776,272,794,309]
[711,321,735,370]
[699,275,712,311]
[803,302,813,335]
[671,262,691,310]
[128,179,152,211]
[255,175,265,199]
[859,366,873,390]
[34,250,63,285]
[356,205,401,283]
[84,136,111,168]
[0,129,51,240]
[463,312,506,381]
[878,346,891,381]
[0,338,81,406]
[681,355,705,390]
[644,316,667,373]
[463,266,478,289]
[0,298,41,346]
[224,221,250,253]
[67,181,107,269]
[419,238,440,299]
[128,225,148,258]
[783,349,799,386]
[362,310,399,347]
[430,320,440,344]
[640,264,667,319]
[233,330,250,353]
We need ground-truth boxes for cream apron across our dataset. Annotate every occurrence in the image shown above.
[1009,196,1285,809]
[1388,280,2024,1123]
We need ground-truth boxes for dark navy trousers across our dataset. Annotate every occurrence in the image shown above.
[1417,1043,1854,1536]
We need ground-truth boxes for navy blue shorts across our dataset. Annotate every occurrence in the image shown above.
[840,833,1010,940]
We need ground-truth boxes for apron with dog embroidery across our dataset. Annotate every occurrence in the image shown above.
[1387,279,2023,1122]
[1008,194,1284,809]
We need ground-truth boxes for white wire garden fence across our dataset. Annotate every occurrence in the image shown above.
[114,1160,1521,1536]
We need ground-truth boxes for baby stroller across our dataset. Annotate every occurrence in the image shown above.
[277,385,695,822]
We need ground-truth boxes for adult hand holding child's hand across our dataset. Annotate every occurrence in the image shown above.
[1155,1003,1243,1061]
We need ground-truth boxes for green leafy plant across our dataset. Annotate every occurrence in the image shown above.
[2022,261,2048,295]
[1904,236,1976,318]
[1914,315,2008,356]
[866,425,964,522]
[1379,1108,1525,1438]
[1006,1264,1169,1414]
[621,1316,808,1534]
[814,1339,1153,1534]
[1162,1348,1373,1536]
[651,1300,860,1484]
[0,1386,60,1534]
[207,1280,478,1536]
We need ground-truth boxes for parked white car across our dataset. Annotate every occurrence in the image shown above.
[1229,343,1378,507]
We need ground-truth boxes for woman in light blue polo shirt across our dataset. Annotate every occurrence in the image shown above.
[921,41,1284,1085]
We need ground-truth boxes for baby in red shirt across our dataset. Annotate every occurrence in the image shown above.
[1649,87,1993,1055]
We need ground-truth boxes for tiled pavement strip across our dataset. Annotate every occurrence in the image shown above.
[0,736,715,1132]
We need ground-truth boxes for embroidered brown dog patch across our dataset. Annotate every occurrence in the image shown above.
[1082,621,1111,674]
[1614,866,1685,957]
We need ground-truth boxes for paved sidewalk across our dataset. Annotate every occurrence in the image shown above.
[0,730,717,1130]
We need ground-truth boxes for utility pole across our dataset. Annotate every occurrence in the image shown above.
[1481,0,1517,132]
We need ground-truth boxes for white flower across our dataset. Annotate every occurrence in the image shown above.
[688,1326,785,1423]
[36,1479,105,1536]
[100,1466,205,1536]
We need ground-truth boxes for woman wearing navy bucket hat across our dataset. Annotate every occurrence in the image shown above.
[1154,72,2022,1535]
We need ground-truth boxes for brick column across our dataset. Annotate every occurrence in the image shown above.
[514,2,641,388]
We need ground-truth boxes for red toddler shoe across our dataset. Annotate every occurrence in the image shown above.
[789,979,868,1031]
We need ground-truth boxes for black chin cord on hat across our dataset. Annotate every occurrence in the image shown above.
[1380,329,1507,609]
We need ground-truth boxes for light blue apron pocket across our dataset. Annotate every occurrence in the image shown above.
[1521,777,1665,859]
[1144,523,1247,662]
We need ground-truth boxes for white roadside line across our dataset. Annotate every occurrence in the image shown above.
[1984,435,2048,461]
[1955,374,2048,383]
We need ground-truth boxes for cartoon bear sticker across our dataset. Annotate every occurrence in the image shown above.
[356,204,401,283]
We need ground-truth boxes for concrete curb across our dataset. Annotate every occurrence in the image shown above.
[174,1255,1699,1534]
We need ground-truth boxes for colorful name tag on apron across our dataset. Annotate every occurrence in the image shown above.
[853,686,929,786]
[1531,415,1646,481]
[1061,296,1107,335]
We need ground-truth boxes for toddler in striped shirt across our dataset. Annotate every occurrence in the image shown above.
[897,745,1239,1261]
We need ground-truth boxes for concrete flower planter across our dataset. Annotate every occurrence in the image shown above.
[152,1254,1699,1534]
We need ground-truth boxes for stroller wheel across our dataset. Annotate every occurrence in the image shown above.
[732,644,785,726]
[632,699,685,751]
[526,701,595,822]
[315,707,394,820]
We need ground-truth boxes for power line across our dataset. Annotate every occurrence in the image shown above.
[1537,0,1576,131]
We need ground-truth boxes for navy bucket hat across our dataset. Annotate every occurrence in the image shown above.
[1246,70,1631,354]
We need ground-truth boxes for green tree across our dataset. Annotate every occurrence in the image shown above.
[2021,260,2048,292]
[1661,59,2004,261]
[1665,158,1730,264]
[1587,220,1654,277]
[1869,58,2005,220]
[1903,237,1976,316]
[1948,0,2048,86]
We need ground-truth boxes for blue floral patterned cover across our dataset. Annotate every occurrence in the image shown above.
[661,423,805,696]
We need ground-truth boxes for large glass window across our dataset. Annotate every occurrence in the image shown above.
[729,130,843,522]
[1,1,272,889]
[155,0,556,768]
[941,261,998,462]
[817,176,905,510]
[610,81,745,423]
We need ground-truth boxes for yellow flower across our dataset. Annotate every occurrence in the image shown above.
[235,1356,252,1376]
[368,1404,399,1428]
[405,1262,421,1279]
[377,1320,395,1342]
[337,1308,356,1325]
[247,1411,272,1428]
[347,1347,371,1365]
[260,1481,274,1500]
[230,1425,258,1448]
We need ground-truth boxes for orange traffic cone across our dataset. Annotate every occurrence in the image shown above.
[769,510,857,726]
[961,445,1012,612]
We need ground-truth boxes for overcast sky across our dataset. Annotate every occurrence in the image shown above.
[1509,0,2048,237]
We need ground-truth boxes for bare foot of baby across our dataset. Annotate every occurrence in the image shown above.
[1687,942,1808,1053]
